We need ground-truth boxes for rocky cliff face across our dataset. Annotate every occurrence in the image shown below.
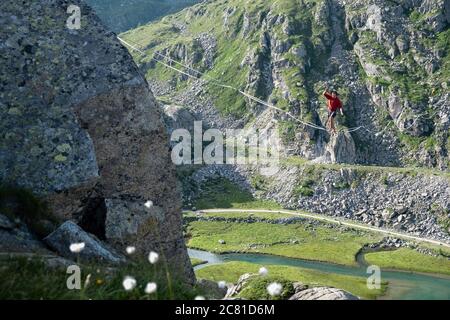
[121,0,449,169]
[0,0,193,281]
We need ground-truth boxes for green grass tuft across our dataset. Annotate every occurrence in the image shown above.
[238,276,294,300]
[193,178,281,210]
[0,257,198,300]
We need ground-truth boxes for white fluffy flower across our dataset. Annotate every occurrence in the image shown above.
[144,200,153,208]
[84,274,92,288]
[145,282,157,294]
[218,281,227,289]
[122,276,137,291]
[259,267,269,276]
[148,251,159,264]
[69,242,85,253]
[126,246,136,255]
[195,296,206,300]
[267,282,283,296]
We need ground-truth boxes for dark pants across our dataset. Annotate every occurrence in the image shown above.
[328,110,337,118]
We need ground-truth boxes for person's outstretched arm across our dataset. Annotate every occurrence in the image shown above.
[323,90,332,99]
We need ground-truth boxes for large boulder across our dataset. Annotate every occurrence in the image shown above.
[196,279,228,300]
[0,0,193,282]
[326,131,357,164]
[289,286,359,300]
[225,273,255,299]
[224,274,358,300]
[44,221,126,264]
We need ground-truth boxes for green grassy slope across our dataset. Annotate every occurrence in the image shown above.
[120,0,330,119]
[365,248,450,276]
[186,218,381,266]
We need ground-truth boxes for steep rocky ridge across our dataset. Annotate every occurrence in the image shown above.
[0,0,193,281]
[122,0,449,168]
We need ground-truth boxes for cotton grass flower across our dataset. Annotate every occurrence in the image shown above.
[84,274,92,288]
[122,276,137,291]
[266,282,283,296]
[259,267,268,276]
[148,251,159,264]
[218,281,227,289]
[144,200,153,208]
[126,246,136,255]
[69,242,85,253]
[145,282,157,294]
[195,296,206,300]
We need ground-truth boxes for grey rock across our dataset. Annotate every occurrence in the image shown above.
[326,131,357,164]
[289,287,359,300]
[225,273,255,298]
[292,282,309,293]
[0,223,50,254]
[290,44,308,59]
[0,0,194,282]
[196,279,228,299]
[162,104,197,142]
[44,221,126,265]
[395,35,409,53]
[104,199,165,241]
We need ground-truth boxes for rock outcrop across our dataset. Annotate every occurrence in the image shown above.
[44,221,126,264]
[225,273,254,299]
[0,0,193,282]
[196,279,228,300]
[289,286,359,300]
[326,132,357,164]
[224,273,358,300]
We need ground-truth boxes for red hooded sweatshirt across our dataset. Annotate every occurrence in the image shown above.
[324,92,343,112]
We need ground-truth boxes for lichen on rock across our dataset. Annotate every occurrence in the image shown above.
[0,0,193,282]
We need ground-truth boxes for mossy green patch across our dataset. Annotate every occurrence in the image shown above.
[192,177,281,210]
[238,276,294,300]
[365,248,450,276]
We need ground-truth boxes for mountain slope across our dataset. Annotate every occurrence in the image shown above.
[121,0,449,169]
[86,0,200,32]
